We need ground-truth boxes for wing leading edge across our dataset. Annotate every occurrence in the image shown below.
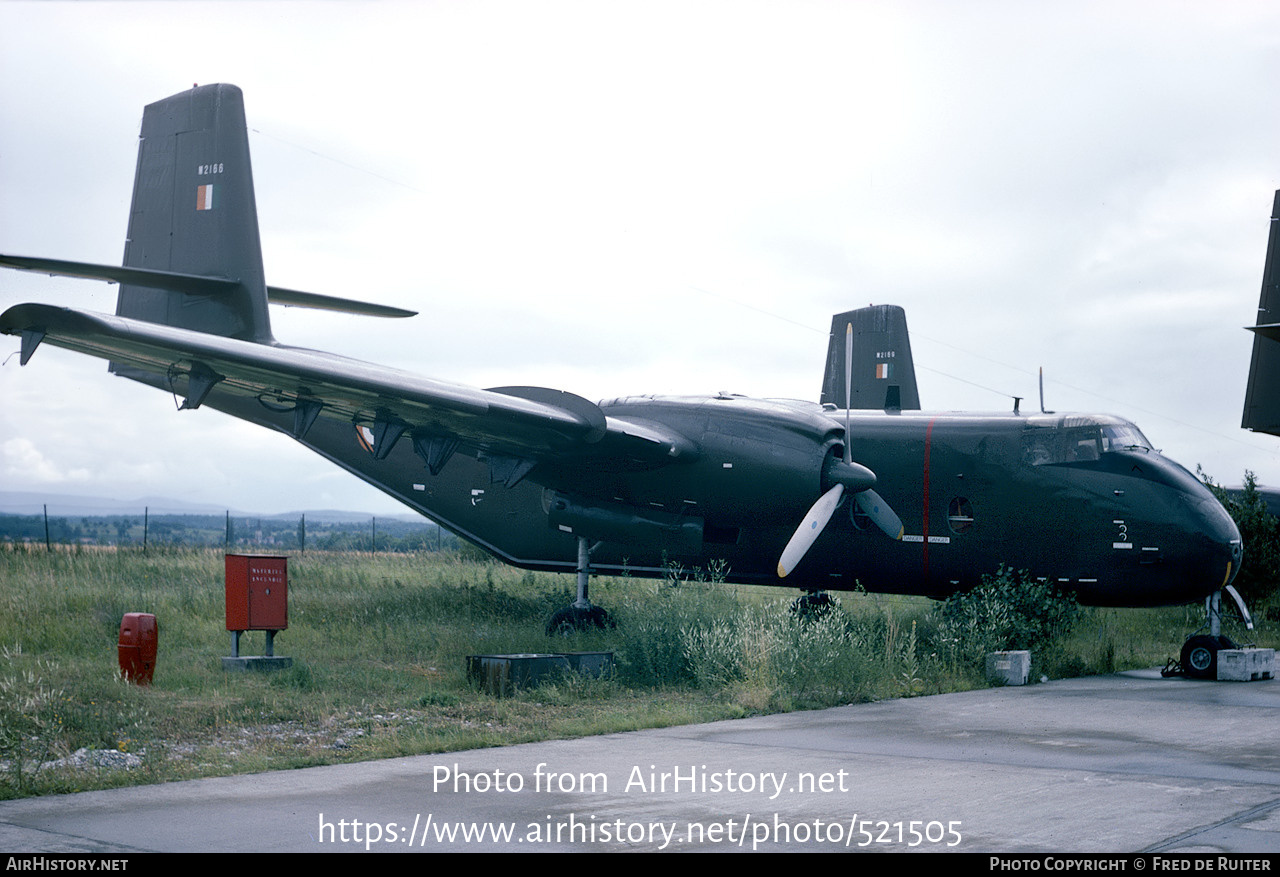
[0,303,695,481]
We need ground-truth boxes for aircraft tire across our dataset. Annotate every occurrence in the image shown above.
[1180,635,1221,680]
[545,605,613,636]
[790,591,836,622]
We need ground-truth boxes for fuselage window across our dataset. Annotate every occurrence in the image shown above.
[948,497,973,534]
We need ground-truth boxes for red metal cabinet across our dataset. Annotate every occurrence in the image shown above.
[225,554,288,630]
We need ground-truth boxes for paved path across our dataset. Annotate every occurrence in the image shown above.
[2,670,1278,852]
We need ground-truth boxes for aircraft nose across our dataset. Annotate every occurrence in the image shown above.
[1226,533,1243,588]
[1202,496,1242,589]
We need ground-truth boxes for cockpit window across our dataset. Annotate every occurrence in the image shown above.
[1100,424,1151,452]
[1065,429,1100,462]
[1022,415,1151,466]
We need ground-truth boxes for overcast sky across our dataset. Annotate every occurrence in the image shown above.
[3,0,1280,515]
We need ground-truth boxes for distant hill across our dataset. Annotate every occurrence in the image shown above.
[0,491,423,523]
[0,491,451,552]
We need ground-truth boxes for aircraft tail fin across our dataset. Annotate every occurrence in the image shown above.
[1,85,416,388]
[1243,191,1280,435]
[819,305,920,410]
[113,84,274,347]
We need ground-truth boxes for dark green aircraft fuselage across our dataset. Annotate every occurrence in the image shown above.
[206,389,1239,608]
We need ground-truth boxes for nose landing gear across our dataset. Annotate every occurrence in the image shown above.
[1164,586,1255,679]
[1177,633,1237,679]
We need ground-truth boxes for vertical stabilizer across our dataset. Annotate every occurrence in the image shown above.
[1243,191,1280,435]
[819,305,920,410]
[114,84,273,346]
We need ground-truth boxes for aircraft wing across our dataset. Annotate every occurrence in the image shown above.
[0,303,694,475]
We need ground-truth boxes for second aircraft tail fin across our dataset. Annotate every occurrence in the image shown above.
[819,305,920,411]
[1243,190,1280,435]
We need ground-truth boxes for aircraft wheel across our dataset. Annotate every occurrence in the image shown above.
[545,605,613,636]
[1180,635,1221,679]
[789,591,836,622]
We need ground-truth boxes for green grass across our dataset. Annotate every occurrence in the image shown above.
[0,545,1270,799]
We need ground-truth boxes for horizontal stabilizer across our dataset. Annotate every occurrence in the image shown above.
[1,254,238,297]
[1246,322,1280,342]
[0,254,416,319]
[264,286,416,318]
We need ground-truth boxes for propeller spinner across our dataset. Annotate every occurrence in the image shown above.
[777,323,903,578]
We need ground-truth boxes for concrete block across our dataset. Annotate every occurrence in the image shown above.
[467,654,572,696]
[467,652,616,695]
[1217,648,1275,682]
[985,650,1031,686]
[561,651,615,678]
[222,656,293,672]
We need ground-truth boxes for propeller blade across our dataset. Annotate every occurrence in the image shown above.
[856,489,904,541]
[778,483,844,578]
[778,323,897,578]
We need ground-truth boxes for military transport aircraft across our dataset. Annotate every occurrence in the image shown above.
[0,85,1244,651]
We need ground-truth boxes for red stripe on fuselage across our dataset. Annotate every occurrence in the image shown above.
[923,417,936,580]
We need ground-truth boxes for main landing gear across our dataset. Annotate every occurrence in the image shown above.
[790,590,838,621]
[1165,586,1255,680]
[546,537,614,636]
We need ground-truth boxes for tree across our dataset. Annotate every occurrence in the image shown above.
[1201,469,1280,607]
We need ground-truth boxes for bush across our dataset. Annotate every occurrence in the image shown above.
[936,567,1081,671]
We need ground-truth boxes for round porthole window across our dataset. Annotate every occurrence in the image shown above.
[948,497,973,534]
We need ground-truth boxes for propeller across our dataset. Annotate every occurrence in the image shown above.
[778,323,904,578]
